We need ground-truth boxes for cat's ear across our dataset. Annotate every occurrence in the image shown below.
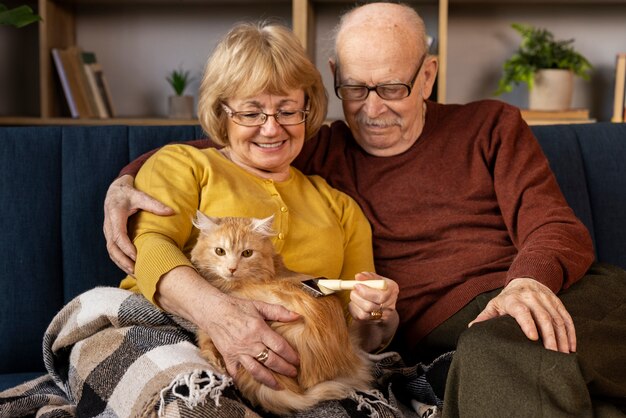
[192,210,219,233]
[250,215,275,237]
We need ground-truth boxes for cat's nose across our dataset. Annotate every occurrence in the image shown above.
[229,268,237,274]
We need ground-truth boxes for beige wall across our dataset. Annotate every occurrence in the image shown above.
[447,3,626,121]
[75,3,291,118]
[74,1,437,121]
[1,2,625,121]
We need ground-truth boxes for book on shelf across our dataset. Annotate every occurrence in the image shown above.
[612,53,626,123]
[520,108,595,125]
[51,48,88,118]
[69,46,102,119]
[520,108,590,120]
[51,46,114,119]
[81,52,108,118]
[81,51,115,118]
[523,118,596,126]
[93,64,116,118]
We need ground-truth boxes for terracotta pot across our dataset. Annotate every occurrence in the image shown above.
[529,69,573,111]
[168,95,194,119]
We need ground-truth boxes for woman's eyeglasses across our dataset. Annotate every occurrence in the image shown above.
[222,104,309,127]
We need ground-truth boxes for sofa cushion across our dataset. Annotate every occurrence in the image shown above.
[574,123,626,269]
[531,124,595,245]
[532,123,626,270]
[61,126,130,298]
[0,127,64,378]
[0,125,204,382]
[0,373,44,392]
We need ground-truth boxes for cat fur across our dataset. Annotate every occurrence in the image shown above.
[190,211,372,414]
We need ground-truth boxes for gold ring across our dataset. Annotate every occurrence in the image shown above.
[369,310,383,320]
[255,348,270,364]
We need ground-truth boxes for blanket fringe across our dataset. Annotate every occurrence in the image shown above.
[350,388,398,418]
[158,369,232,417]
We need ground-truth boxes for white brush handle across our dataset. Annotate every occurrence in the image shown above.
[317,279,387,291]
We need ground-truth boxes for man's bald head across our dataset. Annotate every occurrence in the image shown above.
[333,2,429,65]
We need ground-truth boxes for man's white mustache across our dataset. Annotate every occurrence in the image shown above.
[355,114,401,128]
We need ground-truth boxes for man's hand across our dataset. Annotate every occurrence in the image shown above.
[103,175,174,275]
[469,278,576,353]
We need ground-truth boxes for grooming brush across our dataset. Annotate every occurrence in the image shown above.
[301,277,387,297]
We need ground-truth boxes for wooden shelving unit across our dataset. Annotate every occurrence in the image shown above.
[437,0,448,102]
[4,0,448,126]
[38,0,74,120]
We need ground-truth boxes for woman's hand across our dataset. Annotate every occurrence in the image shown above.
[348,272,400,352]
[157,266,300,390]
[206,295,301,389]
[103,175,174,275]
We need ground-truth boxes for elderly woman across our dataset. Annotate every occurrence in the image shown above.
[119,22,400,392]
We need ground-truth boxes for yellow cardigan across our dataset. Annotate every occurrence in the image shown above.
[120,145,374,306]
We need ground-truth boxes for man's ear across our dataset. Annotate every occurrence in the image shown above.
[421,56,439,100]
[329,59,336,77]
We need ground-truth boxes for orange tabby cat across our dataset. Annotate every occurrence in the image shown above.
[190,211,372,414]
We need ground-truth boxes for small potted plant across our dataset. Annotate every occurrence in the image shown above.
[166,67,194,119]
[495,23,592,111]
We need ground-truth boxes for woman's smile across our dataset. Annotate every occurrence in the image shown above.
[253,139,288,150]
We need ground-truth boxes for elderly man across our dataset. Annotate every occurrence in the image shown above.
[104,2,626,416]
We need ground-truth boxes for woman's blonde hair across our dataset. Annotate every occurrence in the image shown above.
[197,22,328,145]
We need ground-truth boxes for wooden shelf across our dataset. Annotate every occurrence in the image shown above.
[24,0,448,122]
[0,117,199,126]
[39,0,75,119]
[524,119,596,125]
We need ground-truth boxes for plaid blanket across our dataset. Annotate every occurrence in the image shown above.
[0,287,450,418]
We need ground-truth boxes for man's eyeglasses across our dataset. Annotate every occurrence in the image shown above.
[334,54,427,101]
[221,104,309,127]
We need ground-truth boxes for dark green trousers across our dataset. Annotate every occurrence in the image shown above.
[419,263,626,418]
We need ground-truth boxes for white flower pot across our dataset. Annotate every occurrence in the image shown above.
[528,69,573,111]
[168,95,194,119]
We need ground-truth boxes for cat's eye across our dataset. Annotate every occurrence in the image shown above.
[241,249,253,258]
[215,248,226,256]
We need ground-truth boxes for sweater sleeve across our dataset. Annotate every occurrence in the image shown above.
[491,106,594,293]
[127,145,205,303]
[319,181,375,319]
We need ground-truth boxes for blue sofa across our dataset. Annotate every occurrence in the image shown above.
[1,122,625,392]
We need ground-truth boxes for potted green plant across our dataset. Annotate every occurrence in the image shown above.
[0,3,41,27]
[166,67,194,119]
[495,23,592,111]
